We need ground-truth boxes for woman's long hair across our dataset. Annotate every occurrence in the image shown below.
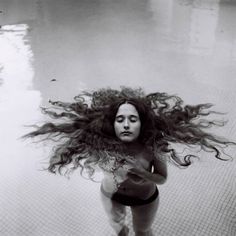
[22,87,235,178]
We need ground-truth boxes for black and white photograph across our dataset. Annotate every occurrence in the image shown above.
[0,0,236,235]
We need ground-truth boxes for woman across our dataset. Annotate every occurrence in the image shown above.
[23,87,235,236]
[99,100,167,236]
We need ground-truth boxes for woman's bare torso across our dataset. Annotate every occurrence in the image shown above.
[99,147,156,199]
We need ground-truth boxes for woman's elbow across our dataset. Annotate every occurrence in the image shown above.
[157,174,167,185]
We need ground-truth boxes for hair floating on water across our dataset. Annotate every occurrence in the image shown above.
[22,87,236,178]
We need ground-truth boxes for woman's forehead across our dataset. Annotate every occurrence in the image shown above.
[116,103,139,116]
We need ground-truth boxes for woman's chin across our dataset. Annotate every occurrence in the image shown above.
[119,137,135,143]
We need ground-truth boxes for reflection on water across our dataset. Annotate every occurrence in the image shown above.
[0,24,34,91]
[188,1,219,55]
[0,23,43,235]
[0,23,41,130]
[28,0,235,104]
[0,23,41,176]
[1,0,235,100]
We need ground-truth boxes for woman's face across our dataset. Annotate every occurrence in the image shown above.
[114,103,141,142]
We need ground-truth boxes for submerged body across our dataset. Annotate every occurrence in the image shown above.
[100,145,164,200]
[100,103,166,202]
[99,144,167,236]
[97,103,167,235]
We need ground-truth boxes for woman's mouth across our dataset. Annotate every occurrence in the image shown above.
[121,131,132,135]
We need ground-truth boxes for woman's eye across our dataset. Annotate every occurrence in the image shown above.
[115,116,138,123]
[116,117,124,122]
[130,117,138,122]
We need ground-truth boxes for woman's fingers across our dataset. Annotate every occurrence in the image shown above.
[128,167,144,175]
[123,158,136,165]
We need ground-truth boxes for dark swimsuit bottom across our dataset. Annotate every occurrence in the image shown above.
[101,186,159,206]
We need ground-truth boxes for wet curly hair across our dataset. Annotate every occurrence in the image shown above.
[23,87,235,178]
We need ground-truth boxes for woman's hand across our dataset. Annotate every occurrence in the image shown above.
[124,157,167,185]
[111,159,145,184]
[124,158,146,175]
[122,158,147,184]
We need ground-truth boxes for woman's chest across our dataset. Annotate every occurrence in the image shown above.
[130,150,153,170]
[98,148,154,173]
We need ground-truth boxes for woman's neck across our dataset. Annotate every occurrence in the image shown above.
[123,141,144,155]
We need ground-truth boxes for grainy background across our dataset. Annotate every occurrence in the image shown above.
[0,0,236,235]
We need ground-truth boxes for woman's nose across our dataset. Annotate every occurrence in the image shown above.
[123,119,129,129]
